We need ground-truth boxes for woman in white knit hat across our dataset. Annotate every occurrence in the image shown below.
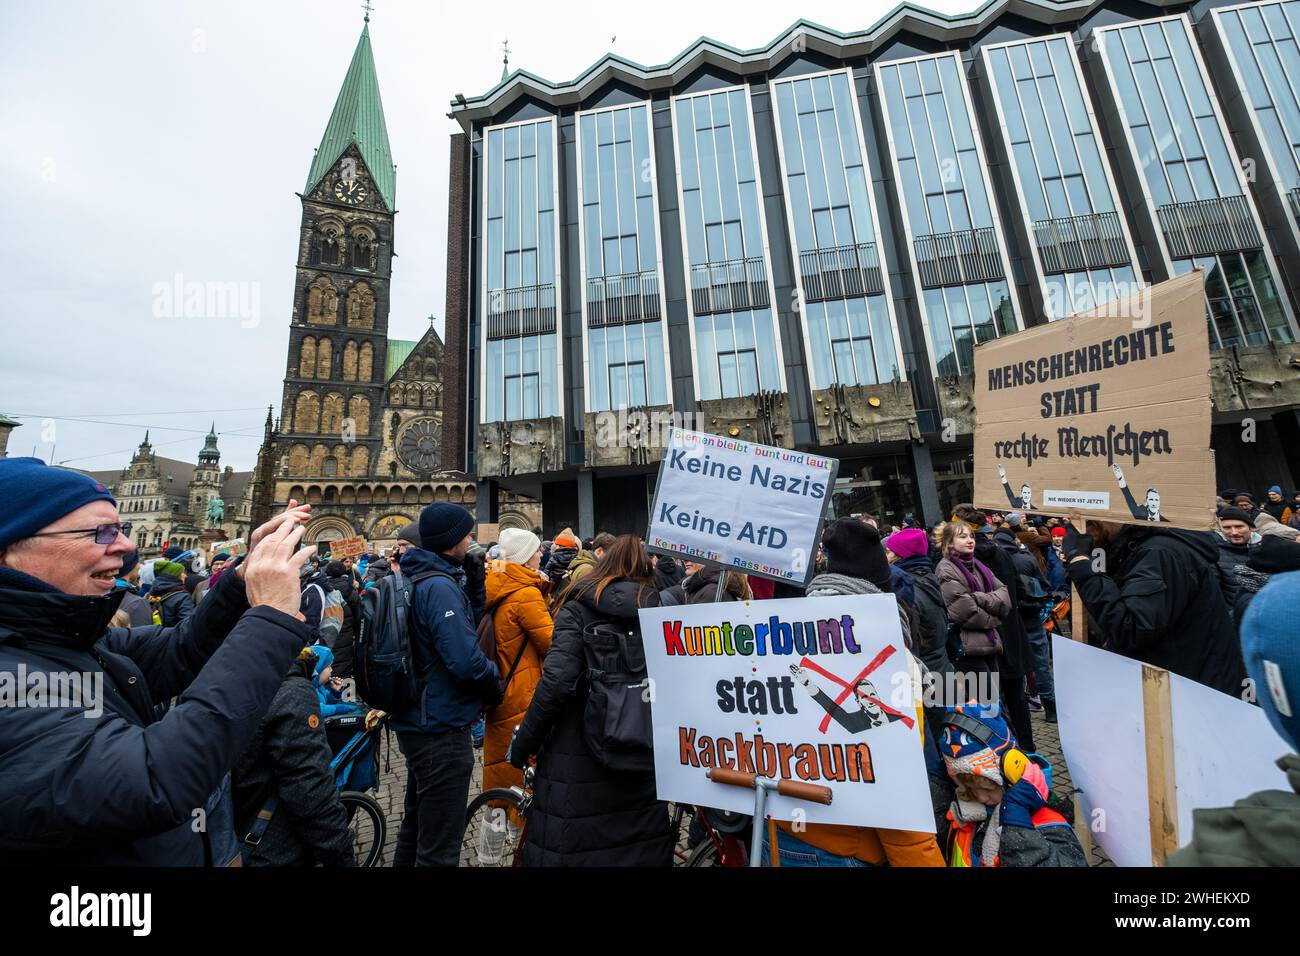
[479,527,553,858]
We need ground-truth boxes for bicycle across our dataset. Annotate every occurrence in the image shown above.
[671,803,752,867]
[462,765,534,867]
[327,710,389,867]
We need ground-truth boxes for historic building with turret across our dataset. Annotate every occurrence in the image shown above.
[77,427,256,558]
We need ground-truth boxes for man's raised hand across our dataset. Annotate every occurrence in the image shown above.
[238,500,312,579]
[244,520,316,618]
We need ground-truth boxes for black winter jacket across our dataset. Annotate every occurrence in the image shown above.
[661,564,746,606]
[323,572,360,679]
[1070,527,1246,696]
[895,554,952,679]
[513,579,674,866]
[993,528,1050,622]
[543,546,579,586]
[231,654,356,867]
[975,536,1032,679]
[148,574,194,628]
[0,565,309,865]
[654,555,685,594]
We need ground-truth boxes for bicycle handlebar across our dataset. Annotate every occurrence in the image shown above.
[707,767,833,805]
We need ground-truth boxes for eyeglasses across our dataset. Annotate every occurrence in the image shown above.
[29,522,132,545]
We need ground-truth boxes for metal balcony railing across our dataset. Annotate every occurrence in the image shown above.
[486,283,557,340]
[799,242,885,302]
[689,256,771,316]
[913,226,1004,289]
[1032,211,1131,274]
[1156,195,1261,260]
[586,270,662,328]
[1288,186,1300,223]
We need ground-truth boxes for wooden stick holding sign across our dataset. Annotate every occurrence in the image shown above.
[1069,514,1088,646]
[1141,663,1179,866]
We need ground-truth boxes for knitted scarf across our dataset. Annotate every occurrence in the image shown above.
[950,553,1001,651]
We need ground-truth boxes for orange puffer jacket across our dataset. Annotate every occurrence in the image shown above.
[482,562,554,794]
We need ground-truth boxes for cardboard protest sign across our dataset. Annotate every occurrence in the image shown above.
[330,535,367,560]
[974,271,1214,529]
[645,427,838,586]
[639,595,934,831]
[211,539,245,557]
[1054,635,1290,866]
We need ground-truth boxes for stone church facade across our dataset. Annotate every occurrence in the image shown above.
[260,20,537,548]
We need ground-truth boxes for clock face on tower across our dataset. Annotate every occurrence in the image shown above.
[397,418,443,474]
[334,179,368,205]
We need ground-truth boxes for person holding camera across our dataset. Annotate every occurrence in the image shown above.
[0,457,317,866]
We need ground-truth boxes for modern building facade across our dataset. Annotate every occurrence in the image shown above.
[445,0,1300,536]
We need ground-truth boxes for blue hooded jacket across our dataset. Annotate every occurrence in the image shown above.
[388,547,500,734]
[310,645,366,718]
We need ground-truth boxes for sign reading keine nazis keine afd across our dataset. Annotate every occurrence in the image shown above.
[645,428,838,585]
[974,271,1215,530]
[638,595,934,831]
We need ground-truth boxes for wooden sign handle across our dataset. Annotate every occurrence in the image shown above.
[1142,664,1179,865]
[1069,515,1088,644]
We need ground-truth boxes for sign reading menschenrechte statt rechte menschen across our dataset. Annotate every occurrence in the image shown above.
[973,271,1215,530]
[645,427,839,585]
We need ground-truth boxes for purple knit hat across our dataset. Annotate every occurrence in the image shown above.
[885,527,929,560]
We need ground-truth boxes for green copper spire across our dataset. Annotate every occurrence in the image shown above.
[305,21,397,211]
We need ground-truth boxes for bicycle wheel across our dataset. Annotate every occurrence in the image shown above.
[341,791,386,867]
[462,788,528,867]
[685,837,722,867]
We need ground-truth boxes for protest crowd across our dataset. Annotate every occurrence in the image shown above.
[1,453,1298,869]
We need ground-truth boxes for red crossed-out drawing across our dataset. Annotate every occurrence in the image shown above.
[800,644,915,733]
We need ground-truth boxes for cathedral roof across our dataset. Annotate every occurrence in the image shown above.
[385,324,445,383]
[385,338,419,380]
[305,23,397,211]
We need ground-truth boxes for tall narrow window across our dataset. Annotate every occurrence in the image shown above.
[984,35,1140,320]
[876,52,1020,376]
[772,70,902,387]
[1097,15,1295,346]
[674,87,782,400]
[578,103,670,412]
[482,119,560,423]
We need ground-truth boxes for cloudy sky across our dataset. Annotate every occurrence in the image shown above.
[0,0,974,472]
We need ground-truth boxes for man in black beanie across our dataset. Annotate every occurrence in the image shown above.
[389,501,501,866]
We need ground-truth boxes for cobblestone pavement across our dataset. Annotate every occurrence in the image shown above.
[365,708,1110,867]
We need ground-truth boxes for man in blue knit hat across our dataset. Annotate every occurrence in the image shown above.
[0,457,319,865]
[390,501,501,866]
[1171,570,1300,866]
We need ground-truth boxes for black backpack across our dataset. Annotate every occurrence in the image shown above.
[579,617,655,773]
[908,571,951,669]
[355,570,446,713]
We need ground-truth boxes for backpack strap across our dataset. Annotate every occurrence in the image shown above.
[484,594,529,690]
[242,793,280,848]
[501,636,530,691]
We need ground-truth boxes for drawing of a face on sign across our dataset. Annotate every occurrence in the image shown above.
[789,659,911,735]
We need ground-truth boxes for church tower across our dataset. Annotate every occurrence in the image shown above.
[277,15,396,487]
[190,423,223,528]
